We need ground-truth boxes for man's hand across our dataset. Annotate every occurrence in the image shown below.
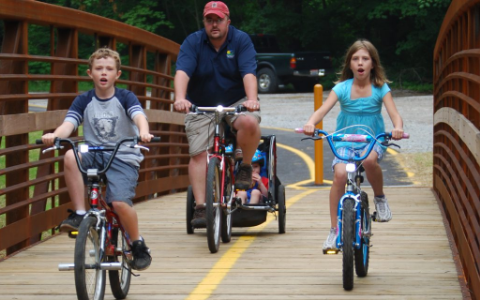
[174,98,192,113]
[242,99,260,112]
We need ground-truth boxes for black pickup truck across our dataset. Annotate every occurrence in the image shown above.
[249,34,333,93]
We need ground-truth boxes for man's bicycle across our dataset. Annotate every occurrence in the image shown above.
[38,136,159,300]
[297,128,408,291]
[187,105,246,253]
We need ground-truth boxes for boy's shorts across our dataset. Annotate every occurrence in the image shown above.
[185,98,261,156]
[80,152,139,206]
[331,144,385,171]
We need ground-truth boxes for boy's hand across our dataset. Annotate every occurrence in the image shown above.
[252,173,261,183]
[139,133,154,143]
[41,133,56,146]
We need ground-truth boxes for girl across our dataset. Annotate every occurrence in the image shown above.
[302,39,404,251]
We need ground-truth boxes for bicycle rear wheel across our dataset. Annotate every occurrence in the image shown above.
[206,157,222,253]
[74,216,106,300]
[277,184,286,234]
[342,199,355,291]
[355,191,371,277]
[108,227,132,299]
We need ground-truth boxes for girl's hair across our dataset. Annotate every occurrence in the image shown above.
[88,47,121,70]
[336,39,390,87]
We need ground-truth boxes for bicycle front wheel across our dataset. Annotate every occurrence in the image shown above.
[74,216,106,300]
[355,191,371,277]
[206,157,222,253]
[108,227,132,299]
[342,199,355,291]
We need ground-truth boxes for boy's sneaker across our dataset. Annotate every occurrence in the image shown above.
[59,209,84,232]
[131,239,152,271]
[322,227,338,252]
[191,207,206,228]
[374,196,392,222]
[235,163,252,190]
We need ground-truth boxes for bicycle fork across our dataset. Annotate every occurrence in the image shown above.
[58,213,123,272]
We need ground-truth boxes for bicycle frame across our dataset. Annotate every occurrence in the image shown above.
[194,105,240,210]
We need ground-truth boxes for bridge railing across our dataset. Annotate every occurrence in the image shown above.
[0,0,188,258]
[433,0,480,298]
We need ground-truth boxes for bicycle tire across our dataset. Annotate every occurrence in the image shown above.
[108,227,132,299]
[74,216,106,300]
[206,157,222,253]
[277,184,286,234]
[221,160,233,243]
[355,191,371,277]
[342,199,355,291]
[186,185,195,234]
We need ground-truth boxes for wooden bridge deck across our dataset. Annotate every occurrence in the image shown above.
[0,186,463,299]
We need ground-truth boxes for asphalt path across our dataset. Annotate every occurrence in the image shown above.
[260,126,412,188]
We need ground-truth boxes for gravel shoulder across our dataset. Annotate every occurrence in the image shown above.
[259,90,433,153]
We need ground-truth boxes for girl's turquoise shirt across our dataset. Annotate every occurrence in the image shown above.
[332,78,390,150]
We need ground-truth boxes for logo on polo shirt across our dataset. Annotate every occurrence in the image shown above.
[227,50,235,59]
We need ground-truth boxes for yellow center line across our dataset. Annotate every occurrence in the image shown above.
[185,189,316,300]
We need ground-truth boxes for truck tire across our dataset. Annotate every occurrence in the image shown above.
[257,68,277,93]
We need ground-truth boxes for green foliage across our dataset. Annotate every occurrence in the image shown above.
[32,0,453,84]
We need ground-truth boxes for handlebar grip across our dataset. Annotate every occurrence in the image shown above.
[237,104,247,112]
[151,137,161,142]
[190,104,197,112]
[294,128,304,134]
[35,139,43,144]
[403,133,410,139]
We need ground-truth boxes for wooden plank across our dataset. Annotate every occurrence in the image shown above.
[0,187,463,299]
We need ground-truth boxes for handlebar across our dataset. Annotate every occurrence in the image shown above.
[36,136,161,177]
[295,128,409,162]
[190,104,247,114]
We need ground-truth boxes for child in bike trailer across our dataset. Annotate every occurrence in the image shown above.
[236,149,269,205]
[302,39,404,252]
[41,48,154,271]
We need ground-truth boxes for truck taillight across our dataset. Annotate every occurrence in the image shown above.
[290,57,296,69]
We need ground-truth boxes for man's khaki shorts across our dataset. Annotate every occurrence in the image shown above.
[185,98,261,156]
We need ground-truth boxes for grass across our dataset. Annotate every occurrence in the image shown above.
[396,152,434,186]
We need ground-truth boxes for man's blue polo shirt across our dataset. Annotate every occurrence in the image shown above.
[176,25,257,107]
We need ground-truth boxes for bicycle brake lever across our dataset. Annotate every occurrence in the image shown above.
[134,145,150,152]
[381,141,401,149]
[301,137,319,141]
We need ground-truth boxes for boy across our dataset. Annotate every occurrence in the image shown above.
[236,150,269,205]
[41,48,153,271]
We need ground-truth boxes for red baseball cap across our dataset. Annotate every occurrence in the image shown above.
[203,1,230,18]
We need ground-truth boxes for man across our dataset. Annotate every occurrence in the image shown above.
[174,1,261,227]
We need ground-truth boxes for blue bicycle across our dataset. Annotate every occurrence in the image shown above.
[297,128,408,291]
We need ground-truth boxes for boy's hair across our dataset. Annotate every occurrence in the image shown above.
[88,47,121,71]
[336,39,390,87]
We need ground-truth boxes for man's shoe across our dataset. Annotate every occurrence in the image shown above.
[235,163,252,190]
[59,209,84,232]
[374,196,392,222]
[322,227,338,253]
[191,207,207,228]
[131,239,152,271]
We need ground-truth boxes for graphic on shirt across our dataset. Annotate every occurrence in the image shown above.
[227,50,235,59]
[92,116,118,141]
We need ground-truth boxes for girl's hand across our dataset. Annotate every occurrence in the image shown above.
[391,128,404,140]
[303,123,315,136]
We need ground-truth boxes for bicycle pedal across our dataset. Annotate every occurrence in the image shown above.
[68,231,78,239]
[323,248,339,255]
